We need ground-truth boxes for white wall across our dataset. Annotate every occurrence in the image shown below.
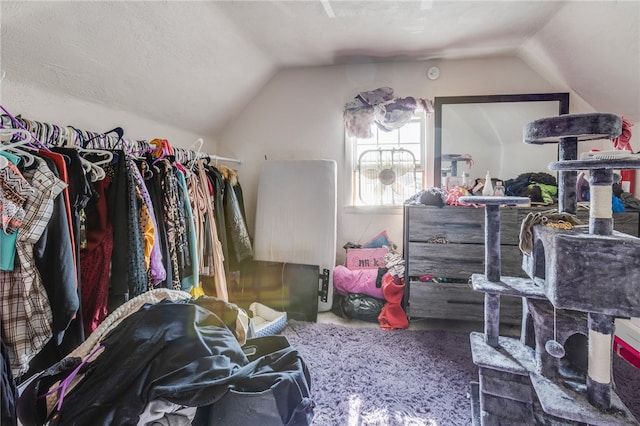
[218,56,588,264]
[0,79,211,150]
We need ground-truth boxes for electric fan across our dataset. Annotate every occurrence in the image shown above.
[357,148,418,205]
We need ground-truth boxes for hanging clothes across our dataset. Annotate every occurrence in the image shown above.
[79,176,114,336]
[206,165,230,277]
[144,159,173,289]
[107,152,146,309]
[0,156,66,376]
[130,160,165,287]
[220,166,252,270]
[175,168,199,292]
[156,159,184,290]
[196,159,228,301]
[26,154,82,377]
[1,113,253,386]
[186,166,207,274]
[0,152,33,271]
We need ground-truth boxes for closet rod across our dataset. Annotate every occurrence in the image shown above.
[208,154,242,165]
[0,112,242,164]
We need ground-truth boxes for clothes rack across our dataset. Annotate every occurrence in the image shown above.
[0,110,241,165]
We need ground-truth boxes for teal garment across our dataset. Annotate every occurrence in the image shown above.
[0,152,23,271]
[176,168,199,291]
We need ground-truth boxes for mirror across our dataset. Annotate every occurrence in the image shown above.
[434,93,570,188]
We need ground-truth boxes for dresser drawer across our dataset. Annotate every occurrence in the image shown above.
[406,206,521,245]
[407,280,522,324]
[406,242,526,279]
[406,206,485,244]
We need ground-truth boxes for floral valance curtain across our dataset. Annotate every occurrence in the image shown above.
[343,87,434,138]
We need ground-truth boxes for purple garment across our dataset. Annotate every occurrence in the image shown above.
[576,172,590,202]
[130,161,166,285]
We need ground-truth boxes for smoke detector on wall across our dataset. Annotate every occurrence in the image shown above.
[427,66,440,80]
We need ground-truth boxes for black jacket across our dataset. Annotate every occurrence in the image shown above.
[19,300,312,426]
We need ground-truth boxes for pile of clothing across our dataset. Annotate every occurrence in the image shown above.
[504,172,558,205]
[333,232,408,330]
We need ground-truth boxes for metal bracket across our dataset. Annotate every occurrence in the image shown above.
[318,268,329,302]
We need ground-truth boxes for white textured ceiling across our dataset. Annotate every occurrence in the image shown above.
[1,1,639,136]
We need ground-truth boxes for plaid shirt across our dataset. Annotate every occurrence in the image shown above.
[0,157,67,376]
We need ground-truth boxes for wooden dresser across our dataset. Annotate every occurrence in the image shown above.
[403,204,640,324]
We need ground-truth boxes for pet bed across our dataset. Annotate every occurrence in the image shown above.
[249,302,287,337]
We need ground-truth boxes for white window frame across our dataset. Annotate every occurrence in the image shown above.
[345,111,427,212]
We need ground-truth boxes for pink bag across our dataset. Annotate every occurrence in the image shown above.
[333,265,384,299]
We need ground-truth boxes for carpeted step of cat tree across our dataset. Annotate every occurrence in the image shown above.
[471,332,640,425]
[530,372,639,425]
[524,112,622,144]
[469,274,547,299]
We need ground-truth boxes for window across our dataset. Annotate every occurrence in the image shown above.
[348,112,426,206]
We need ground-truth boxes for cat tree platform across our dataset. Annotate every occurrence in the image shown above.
[522,225,640,317]
[470,274,546,300]
[470,332,639,426]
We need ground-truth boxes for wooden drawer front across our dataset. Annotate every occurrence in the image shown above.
[407,242,526,279]
[407,281,522,324]
[406,206,520,245]
[407,206,485,244]
[408,281,483,321]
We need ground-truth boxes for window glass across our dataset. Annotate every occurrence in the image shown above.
[349,113,426,206]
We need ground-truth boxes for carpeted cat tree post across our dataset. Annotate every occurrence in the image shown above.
[461,113,640,425]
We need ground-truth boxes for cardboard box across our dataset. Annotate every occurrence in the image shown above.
[346,247,388,270]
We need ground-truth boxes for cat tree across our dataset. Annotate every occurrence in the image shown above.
[460,113,640,425]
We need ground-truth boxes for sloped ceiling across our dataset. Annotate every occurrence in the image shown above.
[1,1,638,137]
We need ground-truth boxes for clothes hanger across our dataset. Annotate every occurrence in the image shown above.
[7,147,36,168]
[0,128,33,151]
[75,146,114,166]
[0,105,51,152]
[150,138,173,165]
[82,127,124,149]
[79,156,106,182]
[187,138,204,173]
[0,128,36,168]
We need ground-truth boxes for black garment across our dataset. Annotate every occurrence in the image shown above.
[33,156,80,347]
[50,148,92,341]
[504,172,557,197]
[27,155,83,379]
[19,301,313,426]
[107,153,147,308]
[1,337,17,426]
[223,178,252,270]
[51,148,93,273]
[107,151,130,305]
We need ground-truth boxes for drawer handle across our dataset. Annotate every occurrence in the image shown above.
[427,236,448,244]
[446,300,483,306]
